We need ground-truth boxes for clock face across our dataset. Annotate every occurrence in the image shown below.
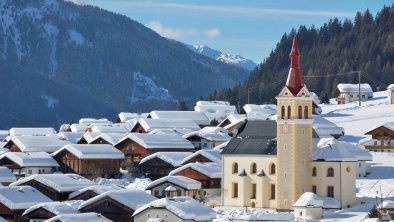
[282,124,289,133]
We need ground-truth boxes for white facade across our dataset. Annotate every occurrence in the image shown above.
[336,84,373,104]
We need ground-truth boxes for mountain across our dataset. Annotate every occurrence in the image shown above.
[187,45,257,71]
[0,0,249,128]
[209,6,394,106]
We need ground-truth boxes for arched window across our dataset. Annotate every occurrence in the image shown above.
[270,163,276,175]
[287,106,291,119]
[250,163,257,174]
[312,167,317,177]
[327,167,334,177]
[298,105,303,119]
[304,106,309,119]
[232,163,238,174]
[281,106,285,119]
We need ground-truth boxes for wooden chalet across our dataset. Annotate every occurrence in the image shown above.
[364,122,394,152]
[145,175,201,199]
[3,136,71,153]
[0,186,52,222]
[78,132,127,146]
[180,149,221,165]
[22,200,82,222]
[68,185,124,201]
[78,190,157,222]
[52,144,124,179]
[9,174,96,201]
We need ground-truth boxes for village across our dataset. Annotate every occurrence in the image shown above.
[0,37,394,222]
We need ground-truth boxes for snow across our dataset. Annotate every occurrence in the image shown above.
[52,144,124,159]
[118,112,148,123]
[79,118,111,124]
[0,167,16,183]
[337,84,373,93]
[82,132,128,145]
[57,132,84,143]
[125,178,152,191]
[194,102,238,122]
[138,118,201,132]
[0,152,59,167]
[23,200,83,216]
[149,111,210,126]
[183,127,231,142]
[214,207,294,221]
[388,84,394,89]
[213,141,229,151]
[148,128,194,136]
[145,176,201,190]
[68,29,85,45]
[312,115,344,138]
[242,104,277,115]
[313,138,358,161]
[133,196,216,221]
[0,186,52,210]
[68,185,124,200]
[7,135,72,152]
[90,124,131,133]
[169,162,221,178]
[180,149,222,164]
[365,121,394,133]
[95,178,131,188]
[139,152,193,167]
[293,192,323,207]
[117,133,195,149]
[43,24,59,78]
[320,197,341,209]
[41,94,59,108]
[10,174,96,192]
[45,212,112,222]
[9,127,56,136]
[79,190,157,211]
[130,71,173,103]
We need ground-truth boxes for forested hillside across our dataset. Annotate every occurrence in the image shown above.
[209,5,394,105]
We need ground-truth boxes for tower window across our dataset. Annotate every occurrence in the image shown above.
[250,163,257,174]
[251,183,256,199]
[232,183,238,198]
[312,167,317,177]
[269,163,276,175]
[304,106,309,119]
[327,167,334,177]
[298,105,302,119]
[232,163,238,174]
[287,106,291,119]
[281,106,285,119]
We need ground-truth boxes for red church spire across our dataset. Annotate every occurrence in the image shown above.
[286,35,304,95]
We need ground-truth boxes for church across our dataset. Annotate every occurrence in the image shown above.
[221,36,357,211]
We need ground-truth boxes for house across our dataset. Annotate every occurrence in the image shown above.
[364,122,394,152]
[57,132,85,143]
[133,197,216,222]
[194,101,238,122]
[180,149,221,165]
[145,175,202,199]
[388,84,394,104]
[0,186,52,222]
[240,104,277,116]
[9,128,56,136]
[70,123,91,132]
[293,192,323,219]
[221,36,357,211]
[68,185,124,201]
[0,166,16,185]
[117,112,148,123]
[169,162,221,196]
[9,174,96,201]
[3,136,72,153]
[148,111,210,127]
[52,144,124,179]
[0,152,59,178]
[114,133,194,175]
[78,190,157,222]
[131,118,200,133]
[312,115,344,139]
[139,152,192,180]
[45,212,113,222]
[335,83,373,104]
[183,127,230,149]
[22,200,83,221]
[78,132,128,145]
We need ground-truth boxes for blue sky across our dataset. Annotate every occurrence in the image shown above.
[83,0,392,62]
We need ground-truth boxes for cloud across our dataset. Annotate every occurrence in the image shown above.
[204,28,220,38]
[146,21,198,39]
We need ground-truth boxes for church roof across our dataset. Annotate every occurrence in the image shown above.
[221,120,277,155]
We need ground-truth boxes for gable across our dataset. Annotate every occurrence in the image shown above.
[296,85,310,97]
[277,86,294,97]
[79,196,133,213]
[24,207,56,219]
[174,168,209,180]
[139,157,176,167]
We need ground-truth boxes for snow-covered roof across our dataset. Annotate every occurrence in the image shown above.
[9,128,56,136]
[194,103,238,122]
[118,112,149,123]
[149,111,210,126]
[137,118,201,132]
[81,132,128,145]
[310,92,321,105]
[45,213,112,222]
[68,185,124,200]
[0,152,59,167]
[337,83,373,93]
[23,200,83,216]
[148,128,194,136]
[293,192,323,208]
[365,121,394,134]
[0,216,5,222]
[380,200,394,209]
[10,174,96,192]
[89,123,131,133]
[313,115,344,137]
[7,136,72,153]
[0,186,52,210]
[117,133,194,149]
[79,118,111,124]
[70,123,90,132]
[133,197,216,221]
[0,130,8,141]
[0,167,16,183]
[79,190,157,211]
[320,196,341,209]
[242,104,277,115]
[52,144,124,159]
[57,132,84,143]
[183,127,230,142]
[196,101,230,106]
[169,162,221,178]
[145,176,201,190]
[388,84,394,89]
[140,152,193,167]
[313,138,358,162]
[213,141,229,151]
[180,149,222,164]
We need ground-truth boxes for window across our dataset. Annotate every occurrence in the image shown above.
[287,106,291,119]
[281,106,285,119]
[304,106,309,119]
[350,94,353,98]
[327,186,334,198]
[270,184,276,199]
[374,141,378,145]
[346,166,351,172]
[312,185,317,194]
[147,213,150,218]
[298,105,302,119]
[232,183,238,198]
[388,141,391,146]
[232,163,238,174]
[154,190,159,196]
[359,162,361,167]
[204,143,207,147]
[251,183,256,199]
[327,167,334,177]
[312,167,317,177]
[302,129,305,135]
[269,163,276,175]
[250,163,257,174]
[28,169,32,174]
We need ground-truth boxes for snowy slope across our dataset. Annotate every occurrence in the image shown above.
[187,45,257,71]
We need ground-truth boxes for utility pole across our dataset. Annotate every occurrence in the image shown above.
[247,88,250,104]
[358,71,361,107]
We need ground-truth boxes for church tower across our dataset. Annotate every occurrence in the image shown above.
[276,36,313,210]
